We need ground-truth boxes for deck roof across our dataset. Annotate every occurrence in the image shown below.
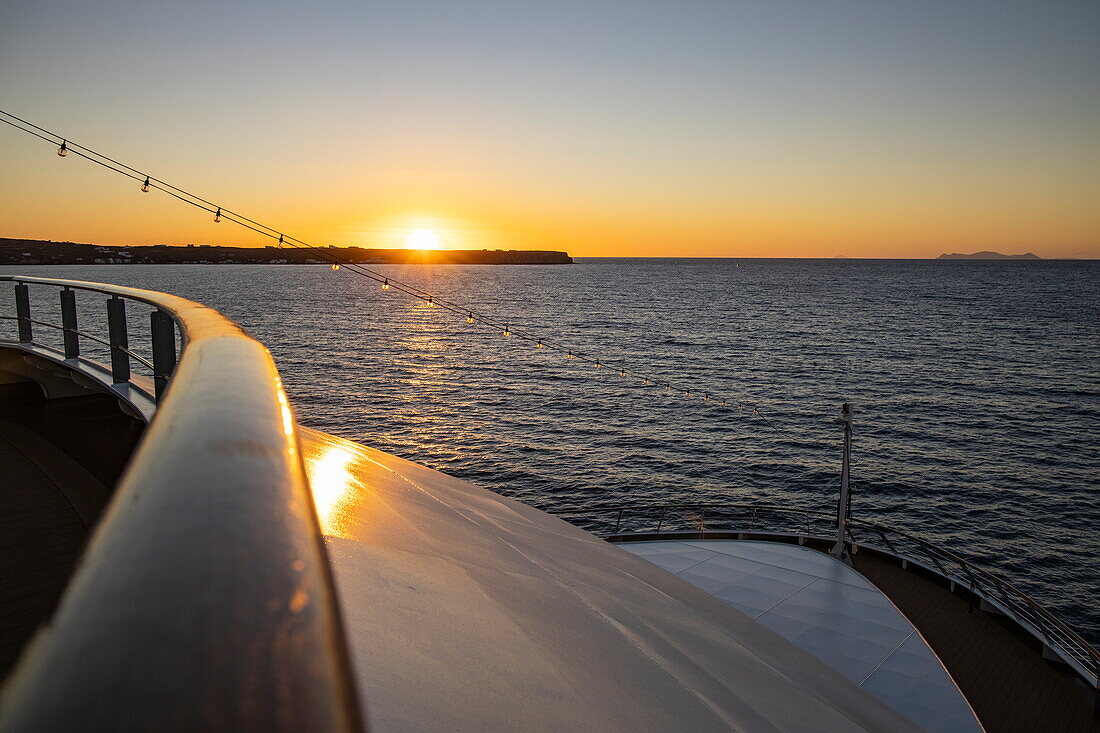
[618,539,981,732]
[302,428,922,732]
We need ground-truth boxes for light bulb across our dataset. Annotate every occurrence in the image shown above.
[213,208,222,223]
[331,262,341,271]
[503,326,510,336]
[141,176,150,193]
[664,384,671,391]
[57,140,68,157]
[278,235,284,247]
[619,369,626,376]
[467,312,474,323]
[643,378,649,385]
[595,361,601,369]
[382,279,390,290]
[536,340,544,348]
[426,296,434,307]
[567,351,574,359]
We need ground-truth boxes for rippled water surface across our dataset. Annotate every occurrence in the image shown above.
[3,259,1098,643]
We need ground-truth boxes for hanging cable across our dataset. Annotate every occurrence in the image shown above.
[0,108,788,429]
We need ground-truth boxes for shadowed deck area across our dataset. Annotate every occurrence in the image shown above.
[0,383,143,677]
[853,553,1098,733]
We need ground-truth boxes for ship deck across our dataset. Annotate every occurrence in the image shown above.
[853,553,1097,732]
[4,275,1096,731]
[617,539,982,731]
[614,536,1097,732]
[0,383,142,675]
[2,392,1097,730]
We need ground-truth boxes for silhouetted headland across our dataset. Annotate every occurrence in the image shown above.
[937,251,1041,260]
[0,238,573,265]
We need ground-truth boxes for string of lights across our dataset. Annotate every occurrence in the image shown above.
[0,109,786,429]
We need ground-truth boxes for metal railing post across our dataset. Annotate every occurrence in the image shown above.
[150,309,177,401]
[875,528,899,555]
[60,287,79,358]
[922,547,948,577]
[106,295,130,383]
[614,509,623,535]
[15,282,32,342]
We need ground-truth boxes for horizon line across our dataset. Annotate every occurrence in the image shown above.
[3,235,1095,261]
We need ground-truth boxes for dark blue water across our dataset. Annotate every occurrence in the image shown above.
[3,259,1098,644]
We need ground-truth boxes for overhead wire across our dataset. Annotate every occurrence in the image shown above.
[0,109,792,432]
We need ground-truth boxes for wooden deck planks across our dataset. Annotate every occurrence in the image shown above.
[854,552,1097,733]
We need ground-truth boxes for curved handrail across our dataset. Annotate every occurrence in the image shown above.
[549,501,1100,687]
[0,276,362,730]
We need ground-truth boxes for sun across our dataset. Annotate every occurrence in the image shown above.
[405,228,441,250]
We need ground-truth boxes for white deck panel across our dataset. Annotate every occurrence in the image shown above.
[620,540,982,733]
[300,428,923,733]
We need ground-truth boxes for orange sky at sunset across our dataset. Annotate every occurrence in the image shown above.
[2,2,1098,259]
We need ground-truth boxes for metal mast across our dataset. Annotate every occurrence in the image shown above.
[831,402,853,562]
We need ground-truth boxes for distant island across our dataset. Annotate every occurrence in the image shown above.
[0,238,573,265]
[937,251,1041,260]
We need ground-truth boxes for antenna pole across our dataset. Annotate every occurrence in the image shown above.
[831,402,853,561]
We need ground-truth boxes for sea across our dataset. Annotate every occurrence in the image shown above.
[2,259,1097,645]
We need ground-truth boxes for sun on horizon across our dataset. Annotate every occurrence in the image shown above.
[405,228,442,250]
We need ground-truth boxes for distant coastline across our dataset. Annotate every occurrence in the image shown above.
[0,238,573,265]
[937,251,1041,260]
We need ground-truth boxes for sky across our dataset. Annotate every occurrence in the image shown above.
[1,0,1098,258]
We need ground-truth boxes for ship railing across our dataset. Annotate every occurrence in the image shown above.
[548,502,1100,690]
[0,275,360,731]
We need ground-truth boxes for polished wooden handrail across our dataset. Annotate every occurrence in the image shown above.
[0,276,362,730]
